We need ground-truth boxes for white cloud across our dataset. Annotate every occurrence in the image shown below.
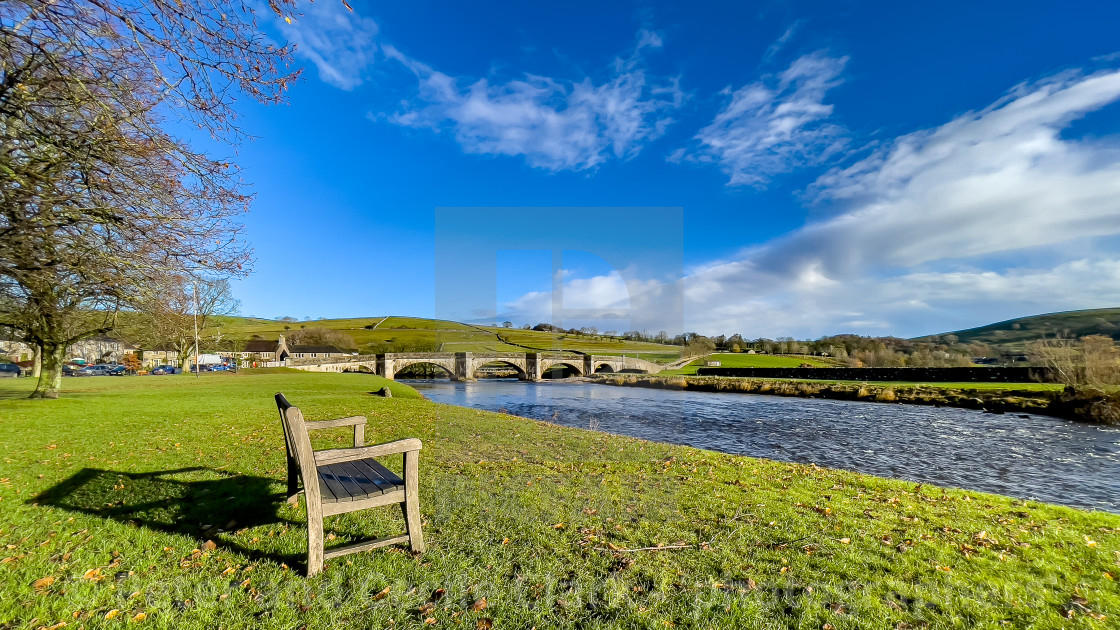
[679,66,1120,337]
[678,51,849,186]
[383,31,683,171]
[281,1,380,90]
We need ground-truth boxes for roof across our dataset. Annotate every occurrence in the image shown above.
[243,339,280,352]
[290,345,349,354]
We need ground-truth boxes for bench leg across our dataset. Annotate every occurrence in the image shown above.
[403,450,425,553]
[306,505,325,577]
[286,456,300,505]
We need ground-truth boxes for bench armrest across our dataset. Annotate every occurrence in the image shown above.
[314,438,422,466]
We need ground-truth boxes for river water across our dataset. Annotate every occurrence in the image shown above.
[405,379,1120,513]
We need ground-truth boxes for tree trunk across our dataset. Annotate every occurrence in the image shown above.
[30,343,65,399]
[31,344,42,378]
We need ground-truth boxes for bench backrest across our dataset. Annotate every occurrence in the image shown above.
[274,393,321,505]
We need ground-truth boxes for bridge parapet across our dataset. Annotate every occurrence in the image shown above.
[284,351,665,379]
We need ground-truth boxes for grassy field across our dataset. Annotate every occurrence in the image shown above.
[208,315,682,360]
[662,353,835,375]
[1,374,1118,628]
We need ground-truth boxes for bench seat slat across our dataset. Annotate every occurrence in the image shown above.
[335,459,397,496]
[317,458,404,503]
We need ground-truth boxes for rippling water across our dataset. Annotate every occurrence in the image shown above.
[406,379,1120,513]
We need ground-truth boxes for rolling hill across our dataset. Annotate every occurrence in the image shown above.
[209,315,683,363]
[923,307,1120,351]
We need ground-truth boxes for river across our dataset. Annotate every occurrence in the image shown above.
[405,379,1120,513]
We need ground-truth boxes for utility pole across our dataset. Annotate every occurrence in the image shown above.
[193,282,199,380]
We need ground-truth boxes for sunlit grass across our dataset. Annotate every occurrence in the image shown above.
[1,373,1116,628]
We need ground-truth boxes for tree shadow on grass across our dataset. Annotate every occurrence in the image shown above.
[31,467,306,569]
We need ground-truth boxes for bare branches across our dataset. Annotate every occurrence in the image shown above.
[0,0,298,397]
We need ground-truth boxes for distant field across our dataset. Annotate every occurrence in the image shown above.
[662,353,833,375]
[782,379,1066,391]
[210,315,682,360]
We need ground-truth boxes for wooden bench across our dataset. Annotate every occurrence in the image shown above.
[275,393,424,576]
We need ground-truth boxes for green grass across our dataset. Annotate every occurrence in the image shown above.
[1,374,1117,628]
[788,380,1066,391]
[662,353,834,375]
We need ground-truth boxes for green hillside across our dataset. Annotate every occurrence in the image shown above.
[925,307,1120,351]
[210,315,682,362]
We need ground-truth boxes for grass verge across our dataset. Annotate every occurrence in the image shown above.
[1,373,1117,628]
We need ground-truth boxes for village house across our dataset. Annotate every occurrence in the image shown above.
[230,335,356,363]
[68,336,139,364]
[2,336,138,365]
[0,338,33,362]
[231,335,291,362]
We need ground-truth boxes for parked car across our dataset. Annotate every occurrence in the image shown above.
[210,364,229,372]
[189,364,214,373]
[106,365,128,376]
[63,363,83,377]
[150,365,182,375]
[0,363,21,378]
[79,365,112,376]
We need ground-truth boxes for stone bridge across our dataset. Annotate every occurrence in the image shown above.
[285,351,665,381]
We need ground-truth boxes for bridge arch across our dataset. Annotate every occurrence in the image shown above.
[594,363,615,373]
[540,360,584,378]
[391,358,457,380]
[471,359,528,380]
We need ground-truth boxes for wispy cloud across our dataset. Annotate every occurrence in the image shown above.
[674,51,848,187]
[383,31,684,171]
[763,21,803,62]
[280,1,380,90]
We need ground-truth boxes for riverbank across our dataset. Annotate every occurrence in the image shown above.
[593,374,1120,425]
[1,373,1118,628]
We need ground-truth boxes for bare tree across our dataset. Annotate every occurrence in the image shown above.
[126,277,240,368]
[287,327,356,351]
[0,0,301,397]
[1029,333,1084,386]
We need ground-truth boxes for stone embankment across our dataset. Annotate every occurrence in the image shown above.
[592,374,1120,425]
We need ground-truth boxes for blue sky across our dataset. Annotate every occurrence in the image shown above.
[225,0,1120,338]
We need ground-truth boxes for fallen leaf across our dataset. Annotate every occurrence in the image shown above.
[476,619,493,630]
[131,612,146,622]
[469,598,487,611]
[552,523,565,530]
[32,576,56,590]
[105,609,120,620]
[840,538,851,545]
[417,603,435,614]
[424,618,437,625]
[373,586,390,601]
[432,588,446,601]
[83,568,103,581]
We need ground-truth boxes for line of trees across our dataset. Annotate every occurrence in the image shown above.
[0,0,301,397]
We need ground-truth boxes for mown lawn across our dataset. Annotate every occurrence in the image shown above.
[1,373,1117,628]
